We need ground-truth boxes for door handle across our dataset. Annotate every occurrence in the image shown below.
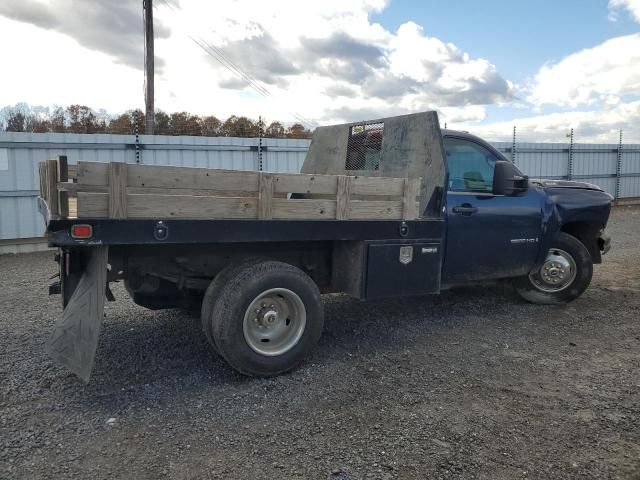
[452,204,477,215]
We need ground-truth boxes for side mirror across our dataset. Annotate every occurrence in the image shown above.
[493,160,528,195]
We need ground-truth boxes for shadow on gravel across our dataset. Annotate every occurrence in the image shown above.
[85,283,527,393]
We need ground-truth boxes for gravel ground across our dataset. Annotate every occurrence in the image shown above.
[1,206,639,480]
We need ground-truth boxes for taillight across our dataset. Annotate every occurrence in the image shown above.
[70,224,93,239]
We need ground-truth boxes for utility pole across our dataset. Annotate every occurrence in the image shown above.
[144,0,154,134]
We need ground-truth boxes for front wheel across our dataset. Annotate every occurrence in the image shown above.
[514,232,593,304]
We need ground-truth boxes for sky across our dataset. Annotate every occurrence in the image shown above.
[0,0,639,142]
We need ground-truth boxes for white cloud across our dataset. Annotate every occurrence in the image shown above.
[609,0,640,22]
[464,101,640,143]
[527,34,640,108]
[0,0,513,125]
[0,17,143,112]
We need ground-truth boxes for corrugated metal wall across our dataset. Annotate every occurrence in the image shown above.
[493,141,640,198]
[1,132,639,247]
[0,132,310,243]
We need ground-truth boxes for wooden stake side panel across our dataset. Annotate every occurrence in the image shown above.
[58,161,423,221]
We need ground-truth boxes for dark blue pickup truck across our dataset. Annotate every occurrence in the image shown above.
[40,112,612,381]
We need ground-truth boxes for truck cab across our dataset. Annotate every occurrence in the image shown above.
[441,129,612,303]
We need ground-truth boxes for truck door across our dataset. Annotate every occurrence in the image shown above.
[442,136,543,284]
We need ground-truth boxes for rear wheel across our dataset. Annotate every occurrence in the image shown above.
[514,232,593,304]
[203,260,324,376]
[201,258,266,354]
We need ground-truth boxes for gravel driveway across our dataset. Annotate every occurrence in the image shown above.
[1,207,639,480]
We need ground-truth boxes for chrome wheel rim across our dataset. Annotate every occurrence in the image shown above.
[529,248,577,293]
[242,288,306,356]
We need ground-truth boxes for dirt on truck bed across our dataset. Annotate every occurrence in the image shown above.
[1,207,640,480]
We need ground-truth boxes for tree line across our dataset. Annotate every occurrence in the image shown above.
[0,104,313,138]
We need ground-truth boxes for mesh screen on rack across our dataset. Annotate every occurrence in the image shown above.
[345,122,384,170]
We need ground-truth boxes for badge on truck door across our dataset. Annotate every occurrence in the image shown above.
[399,246,413,264]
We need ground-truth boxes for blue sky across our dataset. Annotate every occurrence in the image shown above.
[375,0,637,83]
[0,0,638,142]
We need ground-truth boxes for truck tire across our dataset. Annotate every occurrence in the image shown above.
[514,232,593,304]
[200,258,267,354]
[203,260,324,376]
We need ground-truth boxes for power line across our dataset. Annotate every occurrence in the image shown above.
[154,0,316,127]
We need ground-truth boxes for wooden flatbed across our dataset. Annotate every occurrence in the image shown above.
[38,157,422,222]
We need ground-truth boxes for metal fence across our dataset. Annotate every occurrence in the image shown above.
[493,141,640,199]
[1,131,639,252]
[0,132,309,251]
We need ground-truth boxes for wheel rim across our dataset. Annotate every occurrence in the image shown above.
[242,288,306,356]
[529,248,577,293]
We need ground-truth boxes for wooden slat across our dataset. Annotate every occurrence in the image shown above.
[336,176,352,220]
[77,193,258,219]
[57,156,69,218]
[67,165,77,180]
[57,156,69,182]
[60,183,257,198]
[273,172,338,195]
[402,178,420,220]
[274,172,406,196]
[77,192,108,217]
[45,159,59,218]
[349,200,403,220]
[68,197,78,218]
[58,183,109,194]
[128,194,257,219]
[77,161,108,185]
[351,176,405,196]
[127,164,259,192]
[38,162,47,199]
[258,172,274,220]
[272,199,336,219]
[108,162,128,219]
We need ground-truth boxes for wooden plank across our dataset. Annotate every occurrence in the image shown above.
[127,194,257,219]
[77,161,108,186]
[77,193,258,219]
[272,199,336,220]
[60,183,256,197]
[126,164,259,192]
[258,172,274,220]
[38,162,47,199]
[57,156,69,218]
[274,171,405,196]
[108,162,128,219]
[45,159,59,218]
[273,172,338,195]
[68,197,78,218]
[336,176,352,220]
[127,186,257,197]
[67,165,77,180]
[402,178,420,220]
[349,200,403,220]
[57,156,69,182]
[351,176,405,196]
[58,183,109,194]
[77,192,109,218]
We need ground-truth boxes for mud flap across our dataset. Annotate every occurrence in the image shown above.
[46,246,108,383]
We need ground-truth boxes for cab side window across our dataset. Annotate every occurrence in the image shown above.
[444,137,498,193]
